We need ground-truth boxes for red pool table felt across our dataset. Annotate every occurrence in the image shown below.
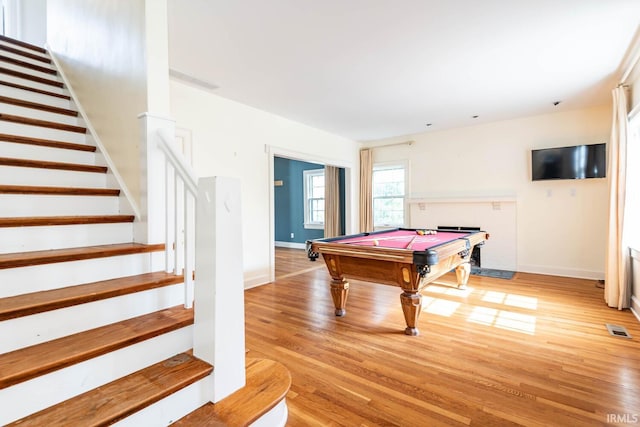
[336,229,464,252]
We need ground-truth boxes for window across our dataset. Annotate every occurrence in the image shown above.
[373,164,406,227]
[304,169,324,229]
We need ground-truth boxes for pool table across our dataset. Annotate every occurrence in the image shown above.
[307,228,489,335]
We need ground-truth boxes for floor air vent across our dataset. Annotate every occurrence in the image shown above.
[605,324,632,339]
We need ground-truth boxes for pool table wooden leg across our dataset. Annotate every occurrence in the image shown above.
[400,291,422,336]
[455,262,471,289]
[330,278,349,316]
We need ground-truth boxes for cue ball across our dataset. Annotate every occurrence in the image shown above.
[373,239,379,246]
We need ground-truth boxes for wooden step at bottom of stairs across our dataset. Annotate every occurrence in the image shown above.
[0,271,184,321]
[6,352,212,426]
[0,305,193,389]
[0,242,164,270]
[172,358,291,427]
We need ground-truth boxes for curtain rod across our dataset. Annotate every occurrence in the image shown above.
[620,27,640,84]
[366,140,414,150]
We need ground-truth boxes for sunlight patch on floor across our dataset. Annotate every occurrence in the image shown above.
[425,284,474,298]
[421,296,460,317]
[468,306,536,335]
[481,291,538,310]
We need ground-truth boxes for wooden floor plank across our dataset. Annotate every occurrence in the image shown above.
[6,353,211,427]
[242,248,640,427]
[0,305,193,389]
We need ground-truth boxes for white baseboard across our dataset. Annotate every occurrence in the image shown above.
[274,241,307,250]
[244,272,271,289]
[516,264,604,280]
[632,296,640,323]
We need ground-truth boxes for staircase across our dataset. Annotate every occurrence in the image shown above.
[0,35,290,425]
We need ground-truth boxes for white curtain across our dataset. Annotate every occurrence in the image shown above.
[604,86,631,309]
[359,149,373,232]
[324,165,341,238]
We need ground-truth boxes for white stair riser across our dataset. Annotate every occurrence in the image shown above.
[251,400,289,427]
[0,222,133,255]
[0,283,185,353]
[0,326,194,426]
[0,73,67,95]
[0,252,158,297]
[0,48,53,70]
[0,194,119,216]
[0,85,72,109]
[0,40,48,58]
[0,140,97,164]
[0,102,82,126]
[0,166,106,187]
[114,376,212,427]
[0,121,86,144]
[0,61,63,83]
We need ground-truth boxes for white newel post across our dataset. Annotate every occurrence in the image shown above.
[194,177,246,402]
[136,113,175,246]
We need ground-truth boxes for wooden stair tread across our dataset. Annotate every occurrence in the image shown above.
[0,242,165,270]
[0,95,77,116]
[0,44,50,64]
[0,81,70,100]
[0,55,56,75]
[0,215,135,228]
[7,353,211,427]
[0,157,106,173]
[0,133,95,152]
[172,358,291,427]
[0,114,86,133]
[0,35,47,54]
[0,185,119,196]
[0,271,184,321]
[0,305,194,390]
[0,66,63,88]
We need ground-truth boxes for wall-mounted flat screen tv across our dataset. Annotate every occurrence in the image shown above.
[531,143,606,181]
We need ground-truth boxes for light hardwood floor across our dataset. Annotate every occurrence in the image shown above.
[244,247,640,426]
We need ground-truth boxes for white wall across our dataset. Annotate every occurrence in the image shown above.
[366,105,611,279]
[47,0,170,209]
[2,0,47,46]
[170,79,359,287]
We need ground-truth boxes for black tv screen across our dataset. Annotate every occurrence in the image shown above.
[531,143,606,181]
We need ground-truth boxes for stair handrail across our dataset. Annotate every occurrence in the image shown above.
[157,128,197,308]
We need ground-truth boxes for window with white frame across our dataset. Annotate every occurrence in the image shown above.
[303,169,324,229]
[372,163,406,227]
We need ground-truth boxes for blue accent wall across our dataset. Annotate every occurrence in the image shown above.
[274,157,345,244]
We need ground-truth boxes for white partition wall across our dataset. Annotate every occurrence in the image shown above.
[193,177,246,402]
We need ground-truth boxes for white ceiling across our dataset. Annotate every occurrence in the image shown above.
[167,0,640,142]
